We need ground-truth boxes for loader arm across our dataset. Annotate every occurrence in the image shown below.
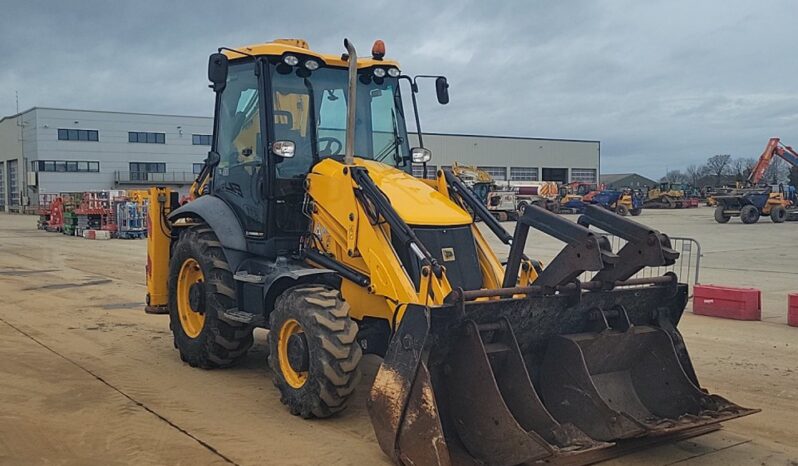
[749,137,798,185]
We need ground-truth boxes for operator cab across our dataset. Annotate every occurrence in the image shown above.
[205,40,415,258]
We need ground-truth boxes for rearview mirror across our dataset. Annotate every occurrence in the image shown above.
[208,53,229,92]
[435,76,449,105]
[411,147,432,163]
[272,140,296,158]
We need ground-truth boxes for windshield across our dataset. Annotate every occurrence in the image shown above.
[269,63,411,178]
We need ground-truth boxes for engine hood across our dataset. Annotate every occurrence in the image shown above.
[356,159,472,226]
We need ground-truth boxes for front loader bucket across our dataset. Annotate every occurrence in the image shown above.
[367,205,757,465]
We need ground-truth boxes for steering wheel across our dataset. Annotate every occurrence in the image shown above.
[318,137,343,157]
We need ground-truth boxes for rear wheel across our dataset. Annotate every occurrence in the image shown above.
[770,206,787,223]
[268,285,362,418]
[740,205,760,224]
[714,207,731,223]
[615,204,629,216]
[630,208,642,216]
[168,225,254,368]
[517,201,530,215]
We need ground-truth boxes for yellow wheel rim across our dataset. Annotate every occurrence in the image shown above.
[177,258,205,338]
[278,319,308,388]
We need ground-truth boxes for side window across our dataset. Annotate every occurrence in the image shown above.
[216,64,261,173]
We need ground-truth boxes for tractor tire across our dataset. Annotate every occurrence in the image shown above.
[740,205,760,224]
[770,206,787,223]
[714,207,731,224]
[616,204,629,216]
[630,208,642,216]
[268,285,362,419]
[517,201,530,215]
[168,225,254,368]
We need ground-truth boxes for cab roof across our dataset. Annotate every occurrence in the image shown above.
[222,39,400,69]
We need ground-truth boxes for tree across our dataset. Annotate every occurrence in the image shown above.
[705,154,731,186]
[661,170,688,183]
[731,157,757,183]
[685,164,707,186]
[763,157,786,185]
[789,165,798,188]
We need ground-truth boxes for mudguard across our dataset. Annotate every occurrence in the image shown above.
[169,195,247,252]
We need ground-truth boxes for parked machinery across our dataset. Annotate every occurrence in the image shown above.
[714,138,798,224]
[644,182,691,208]
[145,38,756,466]
[590,188,643,216]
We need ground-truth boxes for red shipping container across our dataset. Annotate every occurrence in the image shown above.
[789,293,798,327]
[693,285,761,321]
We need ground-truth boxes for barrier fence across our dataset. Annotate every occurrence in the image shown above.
[579,235,702,290]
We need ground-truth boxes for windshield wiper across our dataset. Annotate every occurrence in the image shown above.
[374,108,402,163]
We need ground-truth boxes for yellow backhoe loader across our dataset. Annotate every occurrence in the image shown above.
[145,38,756,465]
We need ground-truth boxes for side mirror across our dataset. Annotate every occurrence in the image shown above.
[411,147,432,163]
[272,141,296,158]
[435,76,449,105]
[206,151,221,167]
[208,53,229,92]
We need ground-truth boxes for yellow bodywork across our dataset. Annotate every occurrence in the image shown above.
[306,157,529,326]
[223,39,400,70]
[145,187,176,313]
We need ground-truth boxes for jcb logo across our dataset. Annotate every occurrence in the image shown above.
[441,247,456,262]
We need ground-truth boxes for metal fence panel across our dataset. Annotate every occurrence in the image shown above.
[579,236,702,287]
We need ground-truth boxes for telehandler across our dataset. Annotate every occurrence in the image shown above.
[146,38,756,465]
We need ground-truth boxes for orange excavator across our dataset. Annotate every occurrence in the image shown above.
[748,137,798,185]
[714,138,798,223]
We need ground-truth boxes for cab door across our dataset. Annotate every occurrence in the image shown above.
[212,61,266,240]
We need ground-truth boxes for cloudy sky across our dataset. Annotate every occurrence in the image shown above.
[1,0,796,178]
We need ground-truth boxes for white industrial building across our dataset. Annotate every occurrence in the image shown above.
[0,107,599,212]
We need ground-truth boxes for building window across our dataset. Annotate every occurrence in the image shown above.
[571,168,597,183]
[193,163,204,174]
[130,162,166,181]
[510,167,539,181]
[8,160,18,206]
[58,128,99,141]
[411,164,437,179]
[478,166,507,181]
[0,162,4,208]
[129,131,166,144]
[192,134,212,145]
[34,160,100,173]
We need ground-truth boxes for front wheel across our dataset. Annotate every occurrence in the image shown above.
[740,205,760,224]
[269,285,362,419]
[630,208,642,216]
[770,206,787,223]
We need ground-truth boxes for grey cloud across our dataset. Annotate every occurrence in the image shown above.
[1,0,796,178]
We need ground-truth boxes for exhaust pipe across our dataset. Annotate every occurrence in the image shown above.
[343,38,357,166]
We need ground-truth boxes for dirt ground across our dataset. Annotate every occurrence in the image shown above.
[0,209,796,465]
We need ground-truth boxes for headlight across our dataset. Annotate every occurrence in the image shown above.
[283,55,299,66]
[411,147,432,163]
[373,67,386,78]
[387,67,400,77]
[304,59,319,70]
